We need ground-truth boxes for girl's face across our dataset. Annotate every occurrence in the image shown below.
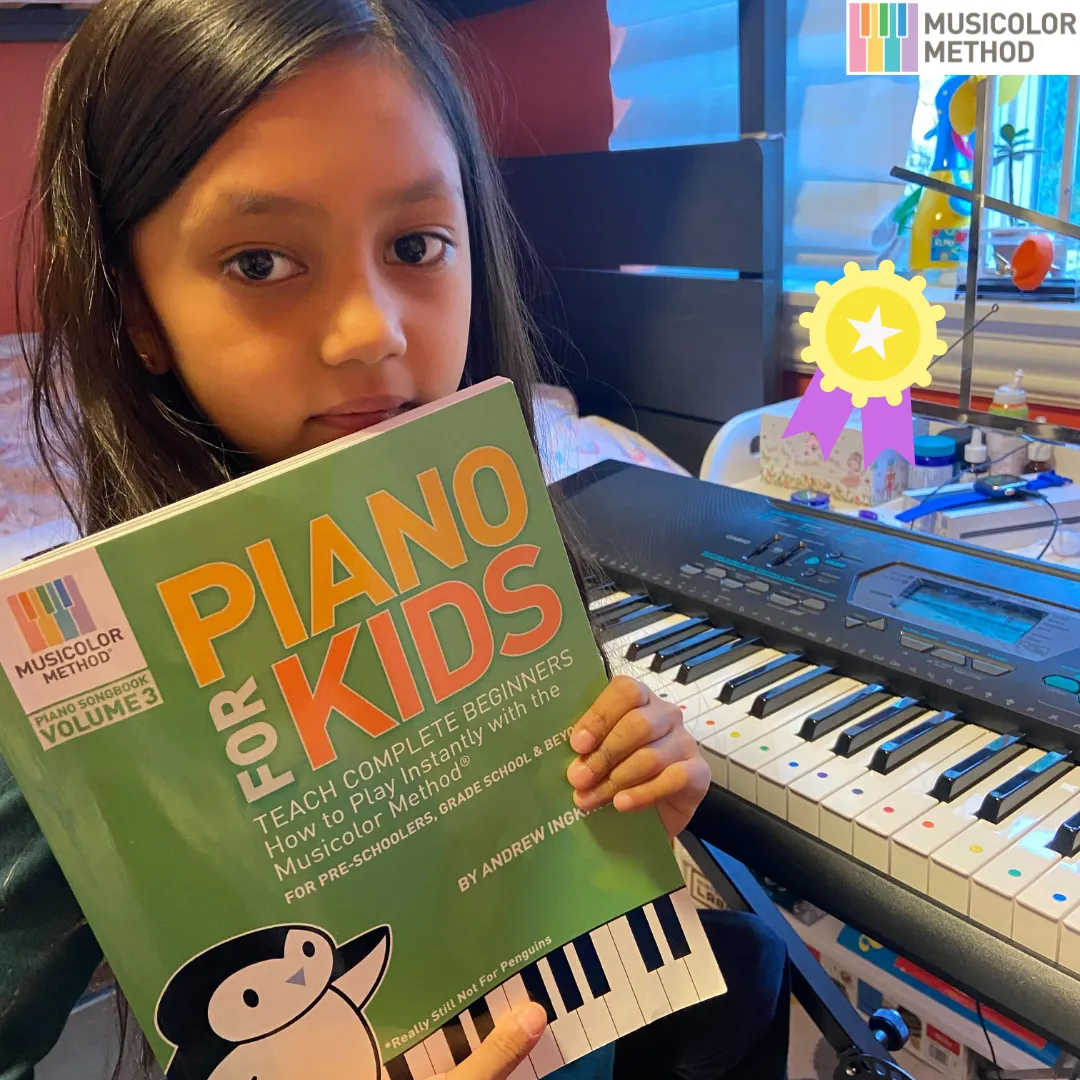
[131,47,472,464]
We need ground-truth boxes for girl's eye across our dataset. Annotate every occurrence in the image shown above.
[225,249,303,284]
[389,233,452,267]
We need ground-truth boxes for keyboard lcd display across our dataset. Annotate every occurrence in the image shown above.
[892,579,1044,643]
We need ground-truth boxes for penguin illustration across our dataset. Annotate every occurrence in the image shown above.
[156,923,391,1080]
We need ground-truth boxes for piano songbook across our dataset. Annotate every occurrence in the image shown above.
[0,378,698,1079]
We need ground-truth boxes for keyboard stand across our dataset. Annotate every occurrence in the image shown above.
[680,833,917,1080]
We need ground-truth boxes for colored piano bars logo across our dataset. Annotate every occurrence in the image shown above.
[8,577,95,653]
[848,2,919,74]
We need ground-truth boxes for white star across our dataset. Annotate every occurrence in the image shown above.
[848,306,901,360]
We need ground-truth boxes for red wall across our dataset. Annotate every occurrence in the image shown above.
[0,0,612,335]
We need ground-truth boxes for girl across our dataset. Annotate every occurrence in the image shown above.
[1,1,788,1077]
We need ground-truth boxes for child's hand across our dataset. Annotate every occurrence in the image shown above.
[436,1003,548,1079]
[567,676,711,840]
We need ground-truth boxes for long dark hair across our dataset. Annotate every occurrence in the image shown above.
[15,0,607,1074]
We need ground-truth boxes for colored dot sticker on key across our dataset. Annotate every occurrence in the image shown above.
[852,788,863,795]
[1054,893,1068,902]
[922,821,934,828]
[1008,869,1022,878]
[817,771,829,778]
[731,731,741,738]
[883,806,894,814]
[789,761,799,767]
[759,745,770,752]
[970,844,983,854]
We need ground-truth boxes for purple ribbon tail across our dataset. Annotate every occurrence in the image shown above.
[862,390,915,465]
[782,369,853,459]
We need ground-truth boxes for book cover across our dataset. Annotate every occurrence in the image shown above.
[0,378,684,1077]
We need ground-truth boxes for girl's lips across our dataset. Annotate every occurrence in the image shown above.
[311,397,409,433]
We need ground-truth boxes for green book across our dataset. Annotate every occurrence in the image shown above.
[0,378,684,1078]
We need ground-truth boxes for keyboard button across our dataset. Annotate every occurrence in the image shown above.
[971,659,1013,676]
[679,564,703,575]
[900,634,934,653]
[705,566,727,579]
[1045,674,1080,693]
[769,594,798,608]
[747,581,770,593]
[930,647,967,666]
[801,598,827,611]
[866,617,887,631]
[843,615,864,629]
[799,684,889,741]
[721,578,744,590]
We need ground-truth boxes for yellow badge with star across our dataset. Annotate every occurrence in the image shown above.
[784,261,948,465]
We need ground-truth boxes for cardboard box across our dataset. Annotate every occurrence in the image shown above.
[759,399,913,508]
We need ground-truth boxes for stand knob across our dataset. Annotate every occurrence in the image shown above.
[869,1009,909,1053]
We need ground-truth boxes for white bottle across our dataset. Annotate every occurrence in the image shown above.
[961,429,989,480]
[985,370,1029,474]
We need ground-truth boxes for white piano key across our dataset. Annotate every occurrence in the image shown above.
[403,1043,438,1079]
[589,591,631,611]
[928,767,1080,914]
[1012,857,1080,960]
[483,984,539,1080]
[562,939,619,1049]
[459,1008,484,1052]
[503,975,564,1076]
[670,888,727,1000]
[969,790,1080,937]
[891,747,1044,893]
[756,739,838,818]
[608,914,672,1025]
[588,924,647,1037]
[851,729,1002,871]
[534,957,592,1064]
[424,1029,456,1075]
[820,723,988,854]
[643,902,699,1012]
[1057,896,1080,975]
[788,715,930,837]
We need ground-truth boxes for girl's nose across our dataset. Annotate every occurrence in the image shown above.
[320,276,407,367]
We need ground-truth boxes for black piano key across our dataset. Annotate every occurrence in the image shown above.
[652,893,691,960]
[627,616,708,660]
[625,907,664,972]
[593,594,650,627]
[599,602,671,642]
[385,1056,414,1080]
[798,684,888,741]
[717,652,805,705]
[1050,808,1080,857]
[572,933,611,997]
[675,636,763,684]
[929,733,1025,802]
[520,962,558,1024]
[468,996,496,1041]
[749,665,839,718]
[546,947,585,1012]
[870,711,963,774]
[443,1016,472,1065]
[977,751,1072,824]
[832,698,923,757]
[652,626,736,672]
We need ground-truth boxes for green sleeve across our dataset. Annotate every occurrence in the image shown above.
[0,753,102,1080]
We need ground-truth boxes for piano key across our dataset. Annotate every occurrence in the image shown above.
[546,947,585,1012]
[563,939,619,1049]
[870,711,963,774]
[593,594,651,627]
[851,729,1003,871]
[749,665,840,718]
[1050,807,1080,857]
[626,906,664,971]
[832,697,923,757]
[403,1043,438,1079]
[598,602,673,642]
[891,747,1045,892]
[425,1027,458,1074]
[978,750,1073,824]
[670,888,727,1000]
[718,652,806,704]
[928,766,1080,913]
[504,974,565,1075]
[588,590,631,611]
[603,614,689,661]
[652,893,691,959]
[587,924,647,1036]
[643,902,699,1012]
[385,1057,413,1080]
[798,683,890,741]
[1012,856,1080,960]
[650,625,738,672]
[788,715,931,836]
[1057,898,1080,975]
[469,995,496,1041]
[968,791,1080,938]
[626,616,706,660]
[929,732,1025,802]
[482,983,538,1080]
[608,914,673,1024]
[537,957,593,1064]
[674,634,762,682]
[521,961,559,1024]
[460,1007,485,1051]
[756,735,846,818]
[820,723,989,854]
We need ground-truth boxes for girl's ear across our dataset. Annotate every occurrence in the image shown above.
[119,268,170,375]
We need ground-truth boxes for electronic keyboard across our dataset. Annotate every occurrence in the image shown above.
[384,889,725,1078]
[555,460,1080,1056]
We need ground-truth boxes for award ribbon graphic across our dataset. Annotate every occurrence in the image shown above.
[785,261,948,465]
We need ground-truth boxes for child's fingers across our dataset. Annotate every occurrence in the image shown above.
[567,695,677,791]
[572,730,689,811]
[569,675,648,756]
[610,756,711,815]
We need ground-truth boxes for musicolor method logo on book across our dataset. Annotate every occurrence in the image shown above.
[848,3,918,74]
[0,549,162,750]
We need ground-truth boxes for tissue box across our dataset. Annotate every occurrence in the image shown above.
[759,400,912,508]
